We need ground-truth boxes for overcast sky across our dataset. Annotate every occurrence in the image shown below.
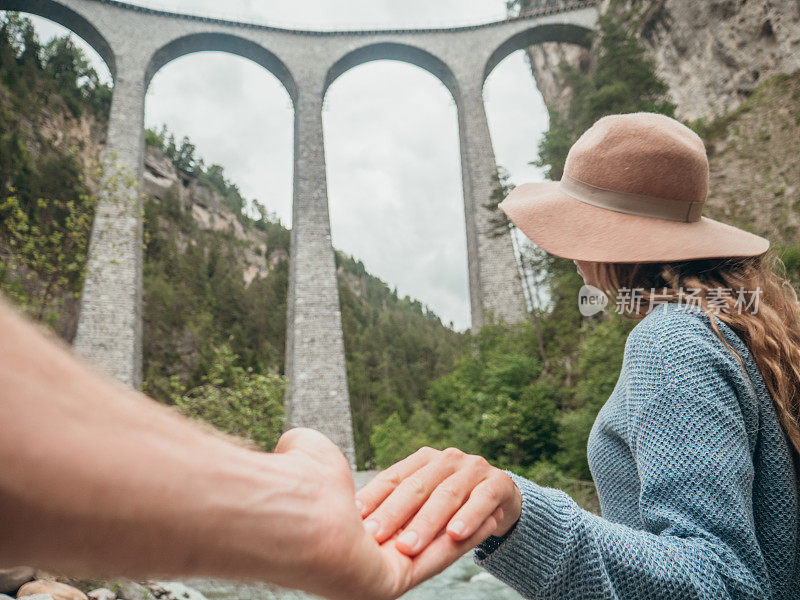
[23,1,548,330]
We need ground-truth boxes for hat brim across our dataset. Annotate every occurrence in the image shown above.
[500,182,770,263]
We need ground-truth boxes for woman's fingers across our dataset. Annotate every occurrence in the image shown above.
[362,457,458,543]
[446,474,518,541]
[355,446,437,518]
[407,514,499,589]
[394,468,488,556]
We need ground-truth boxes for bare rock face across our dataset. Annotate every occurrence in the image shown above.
[142,145,273,283]
[142,146,180,199]
[16,581,87,600]
[601,0,800,120]
[523,0,800,122]
[703,72,800,242]
[525,42,591,115]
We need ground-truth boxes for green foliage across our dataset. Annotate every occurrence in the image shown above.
[370,320,560,472]
[141,190,289,402]
[0,187,95,327]
[0,13,110,119]
[337,252,466,468]
[42,35,111,116]
[0,15,107,335]
[775,244,800,285]
[172,345,285,450]
[146,125,201,175]
[535,14,676,180]
[368,280,635,508]
[484,167,513,238]
[140,130,466,463]
[370,411,437,468]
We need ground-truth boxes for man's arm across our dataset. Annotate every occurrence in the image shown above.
[0,300,378,596]
[0,301,495,600]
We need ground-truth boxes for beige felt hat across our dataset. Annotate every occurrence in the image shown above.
[500,112,769,263]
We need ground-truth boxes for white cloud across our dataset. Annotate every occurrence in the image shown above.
[20,1,550,330]
[145,53,294,225]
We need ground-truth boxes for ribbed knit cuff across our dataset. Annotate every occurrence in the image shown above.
[474,472,578,595]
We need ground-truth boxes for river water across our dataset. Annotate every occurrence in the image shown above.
[181,554,521,600]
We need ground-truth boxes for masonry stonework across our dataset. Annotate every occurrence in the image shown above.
[73,58,147,387]
[2,0,598,461]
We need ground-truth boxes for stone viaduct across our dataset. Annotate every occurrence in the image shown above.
[2,0,598,467]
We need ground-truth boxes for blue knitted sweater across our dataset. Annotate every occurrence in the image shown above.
[475,302,800,599]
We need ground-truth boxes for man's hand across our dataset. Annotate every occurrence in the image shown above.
[273,430,500,600]
[0,302,493,600]
[354,447,522,558]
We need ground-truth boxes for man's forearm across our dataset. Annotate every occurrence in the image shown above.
[0,302,323,585]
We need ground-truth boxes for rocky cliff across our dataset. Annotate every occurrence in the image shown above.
[142,145,282,286]
[527,0,800,121]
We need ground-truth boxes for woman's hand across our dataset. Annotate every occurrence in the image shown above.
[355,447,522,556]
[272,431,500,600]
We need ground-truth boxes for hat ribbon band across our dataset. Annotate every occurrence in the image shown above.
[560,174,704,223]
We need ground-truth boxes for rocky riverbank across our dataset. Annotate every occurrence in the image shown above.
[1,558,521,600]
[0,569,209,600]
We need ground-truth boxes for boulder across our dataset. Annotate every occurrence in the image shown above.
[87,589,116,600]
[0,567,35,594]
[116,582,155,600]
[17,594,54,600]
[17,581,87,600]
[150,583,205,600]
[144,586,167,600]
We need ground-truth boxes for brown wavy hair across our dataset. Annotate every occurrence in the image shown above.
[588,251,800,461]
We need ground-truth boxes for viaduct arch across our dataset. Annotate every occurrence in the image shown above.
[323,42,460,101]
[1,0,598,467]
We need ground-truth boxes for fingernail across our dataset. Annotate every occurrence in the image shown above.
[397,530,419,550]
[355,499,364,514]
[448,520,465,536]
[364,519,379,536]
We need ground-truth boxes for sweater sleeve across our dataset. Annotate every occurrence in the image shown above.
[474,378,772,599]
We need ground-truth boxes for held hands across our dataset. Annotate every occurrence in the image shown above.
[355,447,522,557]
[273,431,503,600]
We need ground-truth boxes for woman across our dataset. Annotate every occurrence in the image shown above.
[356,113,800,598]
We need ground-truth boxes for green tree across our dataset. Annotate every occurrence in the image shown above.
[0,185,96,326]
[172,345,285,450]
[18,19,41,69]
